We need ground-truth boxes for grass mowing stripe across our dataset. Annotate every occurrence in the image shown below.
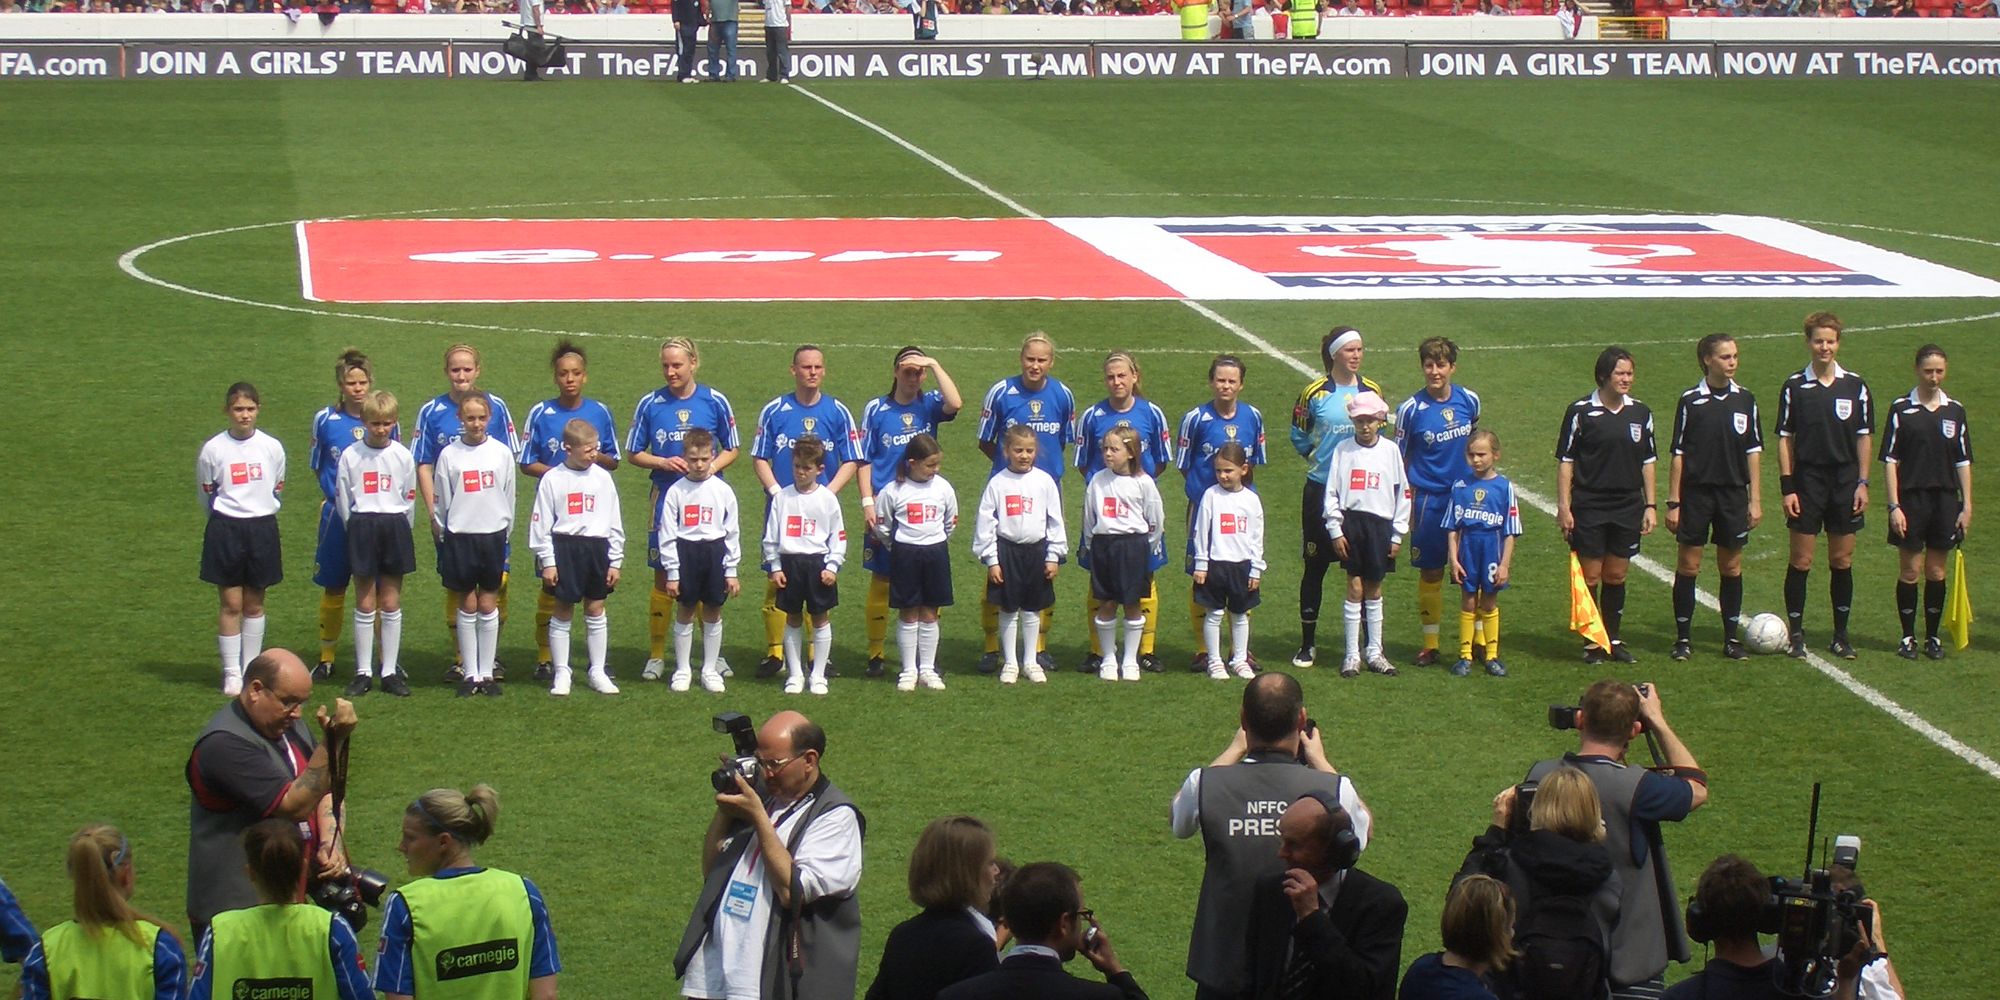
[787,81,2000,787]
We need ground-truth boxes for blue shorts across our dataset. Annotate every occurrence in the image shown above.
[1408,490,1454,572]
[863,531,891,576]
[1457,531,1509,594]
[312,500,350,589]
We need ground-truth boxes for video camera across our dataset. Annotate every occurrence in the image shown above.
[1771,786,1874,998]
[710,712,764,794]
[501,22,568,69]
[309,869,389,933]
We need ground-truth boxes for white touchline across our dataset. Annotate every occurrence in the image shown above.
[793,81,2000,784]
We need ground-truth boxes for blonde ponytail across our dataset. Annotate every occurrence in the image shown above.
[66,825,162,946]
[411,784,501,847]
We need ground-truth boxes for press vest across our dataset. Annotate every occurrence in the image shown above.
[675,777,866,1000]
[187,704,315,928]
[399,869,535,1000]
[1179,0,1211,37]
[208,905,337,1000]
[40,920,161,1000]
[1188,752,1348,994]
[1288,0,1317,37]
[1528,755,1690,987]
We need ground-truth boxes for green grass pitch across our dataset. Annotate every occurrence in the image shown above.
[3,77,2000,999]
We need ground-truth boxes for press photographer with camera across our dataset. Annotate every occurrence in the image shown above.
[373,785,561,1000]
[1528,681,1707,1000]
[677,710,865,1000]
[1171,674,1371,1000]
[188,819,371,1000]
[185,649,357,944]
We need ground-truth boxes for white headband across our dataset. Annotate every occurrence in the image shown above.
[1325,330,1363,365]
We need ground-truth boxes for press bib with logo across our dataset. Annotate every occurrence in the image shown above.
[208,905,337,1000]
[400,869,535,1000]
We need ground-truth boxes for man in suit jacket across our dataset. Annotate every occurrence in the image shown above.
[939,863,1149,1000]
[1243,795,1406,1000]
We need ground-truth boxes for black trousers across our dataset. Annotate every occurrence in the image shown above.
[676,22,702,79]
[764,24,790,81]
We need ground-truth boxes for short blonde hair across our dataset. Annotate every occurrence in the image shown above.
[444,343,481,368]
[907,816,996,910]
[1021,331,1055,356]
[1531,766,1605,844]
[362,390,399,425]
[662,336,699,363]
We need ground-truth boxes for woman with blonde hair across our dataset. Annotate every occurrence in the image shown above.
[864,816,1001,1000]
[372,786,560,1000]
[189,820,370,1000]
[1398,874,1516,1000]
[21,825,186,1000]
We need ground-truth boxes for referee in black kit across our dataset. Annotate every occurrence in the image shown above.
[1666,333,1763,661]
[1557,346,1658,663]
[1776,312,1874,660]
[1883,343,1974,660]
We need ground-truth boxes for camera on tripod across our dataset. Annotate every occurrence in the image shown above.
[710,712,764,794]
[310,868,389,933]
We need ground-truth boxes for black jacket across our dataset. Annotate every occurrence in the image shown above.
[1244,867,1407,1000]
[866,907,1000,1000]
[1456,825,1622,999]
[938,952,1149,1000]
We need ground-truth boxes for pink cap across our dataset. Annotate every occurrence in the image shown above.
[1345,391,1389,420]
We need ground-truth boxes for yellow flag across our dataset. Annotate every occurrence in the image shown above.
[1569,553,1612,651]
[1944,549,1973,650]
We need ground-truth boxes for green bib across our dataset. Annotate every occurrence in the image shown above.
[41,920,161,1000]
[208,905,337,1000]
[399,869,534,1000]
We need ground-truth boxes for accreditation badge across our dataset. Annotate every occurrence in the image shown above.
[723,879,759,921]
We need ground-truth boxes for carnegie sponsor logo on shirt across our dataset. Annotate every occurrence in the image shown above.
[1452,499,1510,529]
[434,939,521,981]
[233,977,314,1000]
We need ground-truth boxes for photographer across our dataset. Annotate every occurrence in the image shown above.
[1529,682,1706,1000]
[190,819,371,1000]
[1171,674,1371,1000]
[1830,868,1902,1000]
[185,649,357,943]
[373,785,560,1000]
[677,711,865,1000]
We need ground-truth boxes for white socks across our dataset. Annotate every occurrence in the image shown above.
[377,609,403,677]
[1231,613,1251,668]
[702,621,723,674]
[784,624,805,682]
[548,616,571,671]
[240,615,266,665]
[584,614,608,673]
[353,610,377,677]
[1095,617,1118,678]
[1344,600,1364,658]
[812,623,832,681]
[917,621,939,673]
[899,620,921,683]
[477,611,499,681]
[1122,617,1145,669]
[456,611,480,681]
[219,632,242,677]
[1364,598,1384,657]
[674,621,695,675]
[999,611,1020,670]
[1203,610,1225,669]
[1020,608,1041,668]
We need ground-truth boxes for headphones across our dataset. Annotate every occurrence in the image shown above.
[1295,790,1361,872]
[1684,880,1784,944]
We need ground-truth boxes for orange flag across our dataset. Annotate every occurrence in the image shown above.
[1570,553,1611,650]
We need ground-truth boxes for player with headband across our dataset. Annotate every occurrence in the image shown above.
[1290,327,1385,669]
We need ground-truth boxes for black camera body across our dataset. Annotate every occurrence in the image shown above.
[309,868,388,933]
[710,712,763,793]
[1770,865,1873,998]
[1548,683,1650,732]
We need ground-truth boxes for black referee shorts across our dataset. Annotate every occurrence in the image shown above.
[438,530,507,593]
[547,534,614,604]
[200,513,283,590]
[1676,484,1751,549]
[775,553,839,615]
[1890,488,1962,553]
[988,537,1055,613]
[1194,559,1262,614]
[1089,533,1152,606]
[1301,479,1336,563]
[674,538,732,608]
[889,541,954,610]
[346,512,418,579]
[1338,510,1397,582]
[1788,463,1863,537]
[1569,499,1644,561]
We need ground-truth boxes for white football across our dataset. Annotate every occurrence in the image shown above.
[1744,613,1790,655]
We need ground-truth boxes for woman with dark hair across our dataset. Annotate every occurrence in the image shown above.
[865,817,1002,1000]
[1556,348,1657,663]
[190,820,370,1000]
[1775,312,1873,660]
[1665,334,1763,661]
[1882,343,1973,659]
[21,825,186,1000]
[1290,326,1385,669]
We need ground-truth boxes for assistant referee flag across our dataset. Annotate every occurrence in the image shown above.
[1946,549,1974,650]
[1569,553,1611,650]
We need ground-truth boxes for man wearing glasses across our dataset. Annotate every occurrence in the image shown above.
[678,709,865,1000]
[185,649,358,944]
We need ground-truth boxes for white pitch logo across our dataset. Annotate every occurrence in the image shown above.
[1298,235,1697,274]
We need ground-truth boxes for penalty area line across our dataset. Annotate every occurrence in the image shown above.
[792,81,2000,785]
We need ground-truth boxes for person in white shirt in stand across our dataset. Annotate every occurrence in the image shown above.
[1190,442,1265,682]
[198,382,288,697]
[763,437,849,696]
[874,434,960,692]
[973,425,1068,686]
[431,394,518,698]
[335,390,419,699]
[658,428,742,694]
[529,420,625,697]
[1324,392,1410,679]
[1083,427,1166,683]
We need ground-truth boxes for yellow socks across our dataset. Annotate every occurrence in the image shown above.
[1459,610,1477,661]
[1420,577,1443,651]
[982,601,1001,655]
[1188,595,1206,655]
[763,579,785,658]
[1139,585,1158,656]
[317,591,344,663]
[646,588,668,663]
[1085,593,1102,656]
[1481,608,1501,659]
[867,576,892,659]
[1038,608,1050,652]
[496,573,509,628]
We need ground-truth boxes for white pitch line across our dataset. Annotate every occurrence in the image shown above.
[789,83,2000,784]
